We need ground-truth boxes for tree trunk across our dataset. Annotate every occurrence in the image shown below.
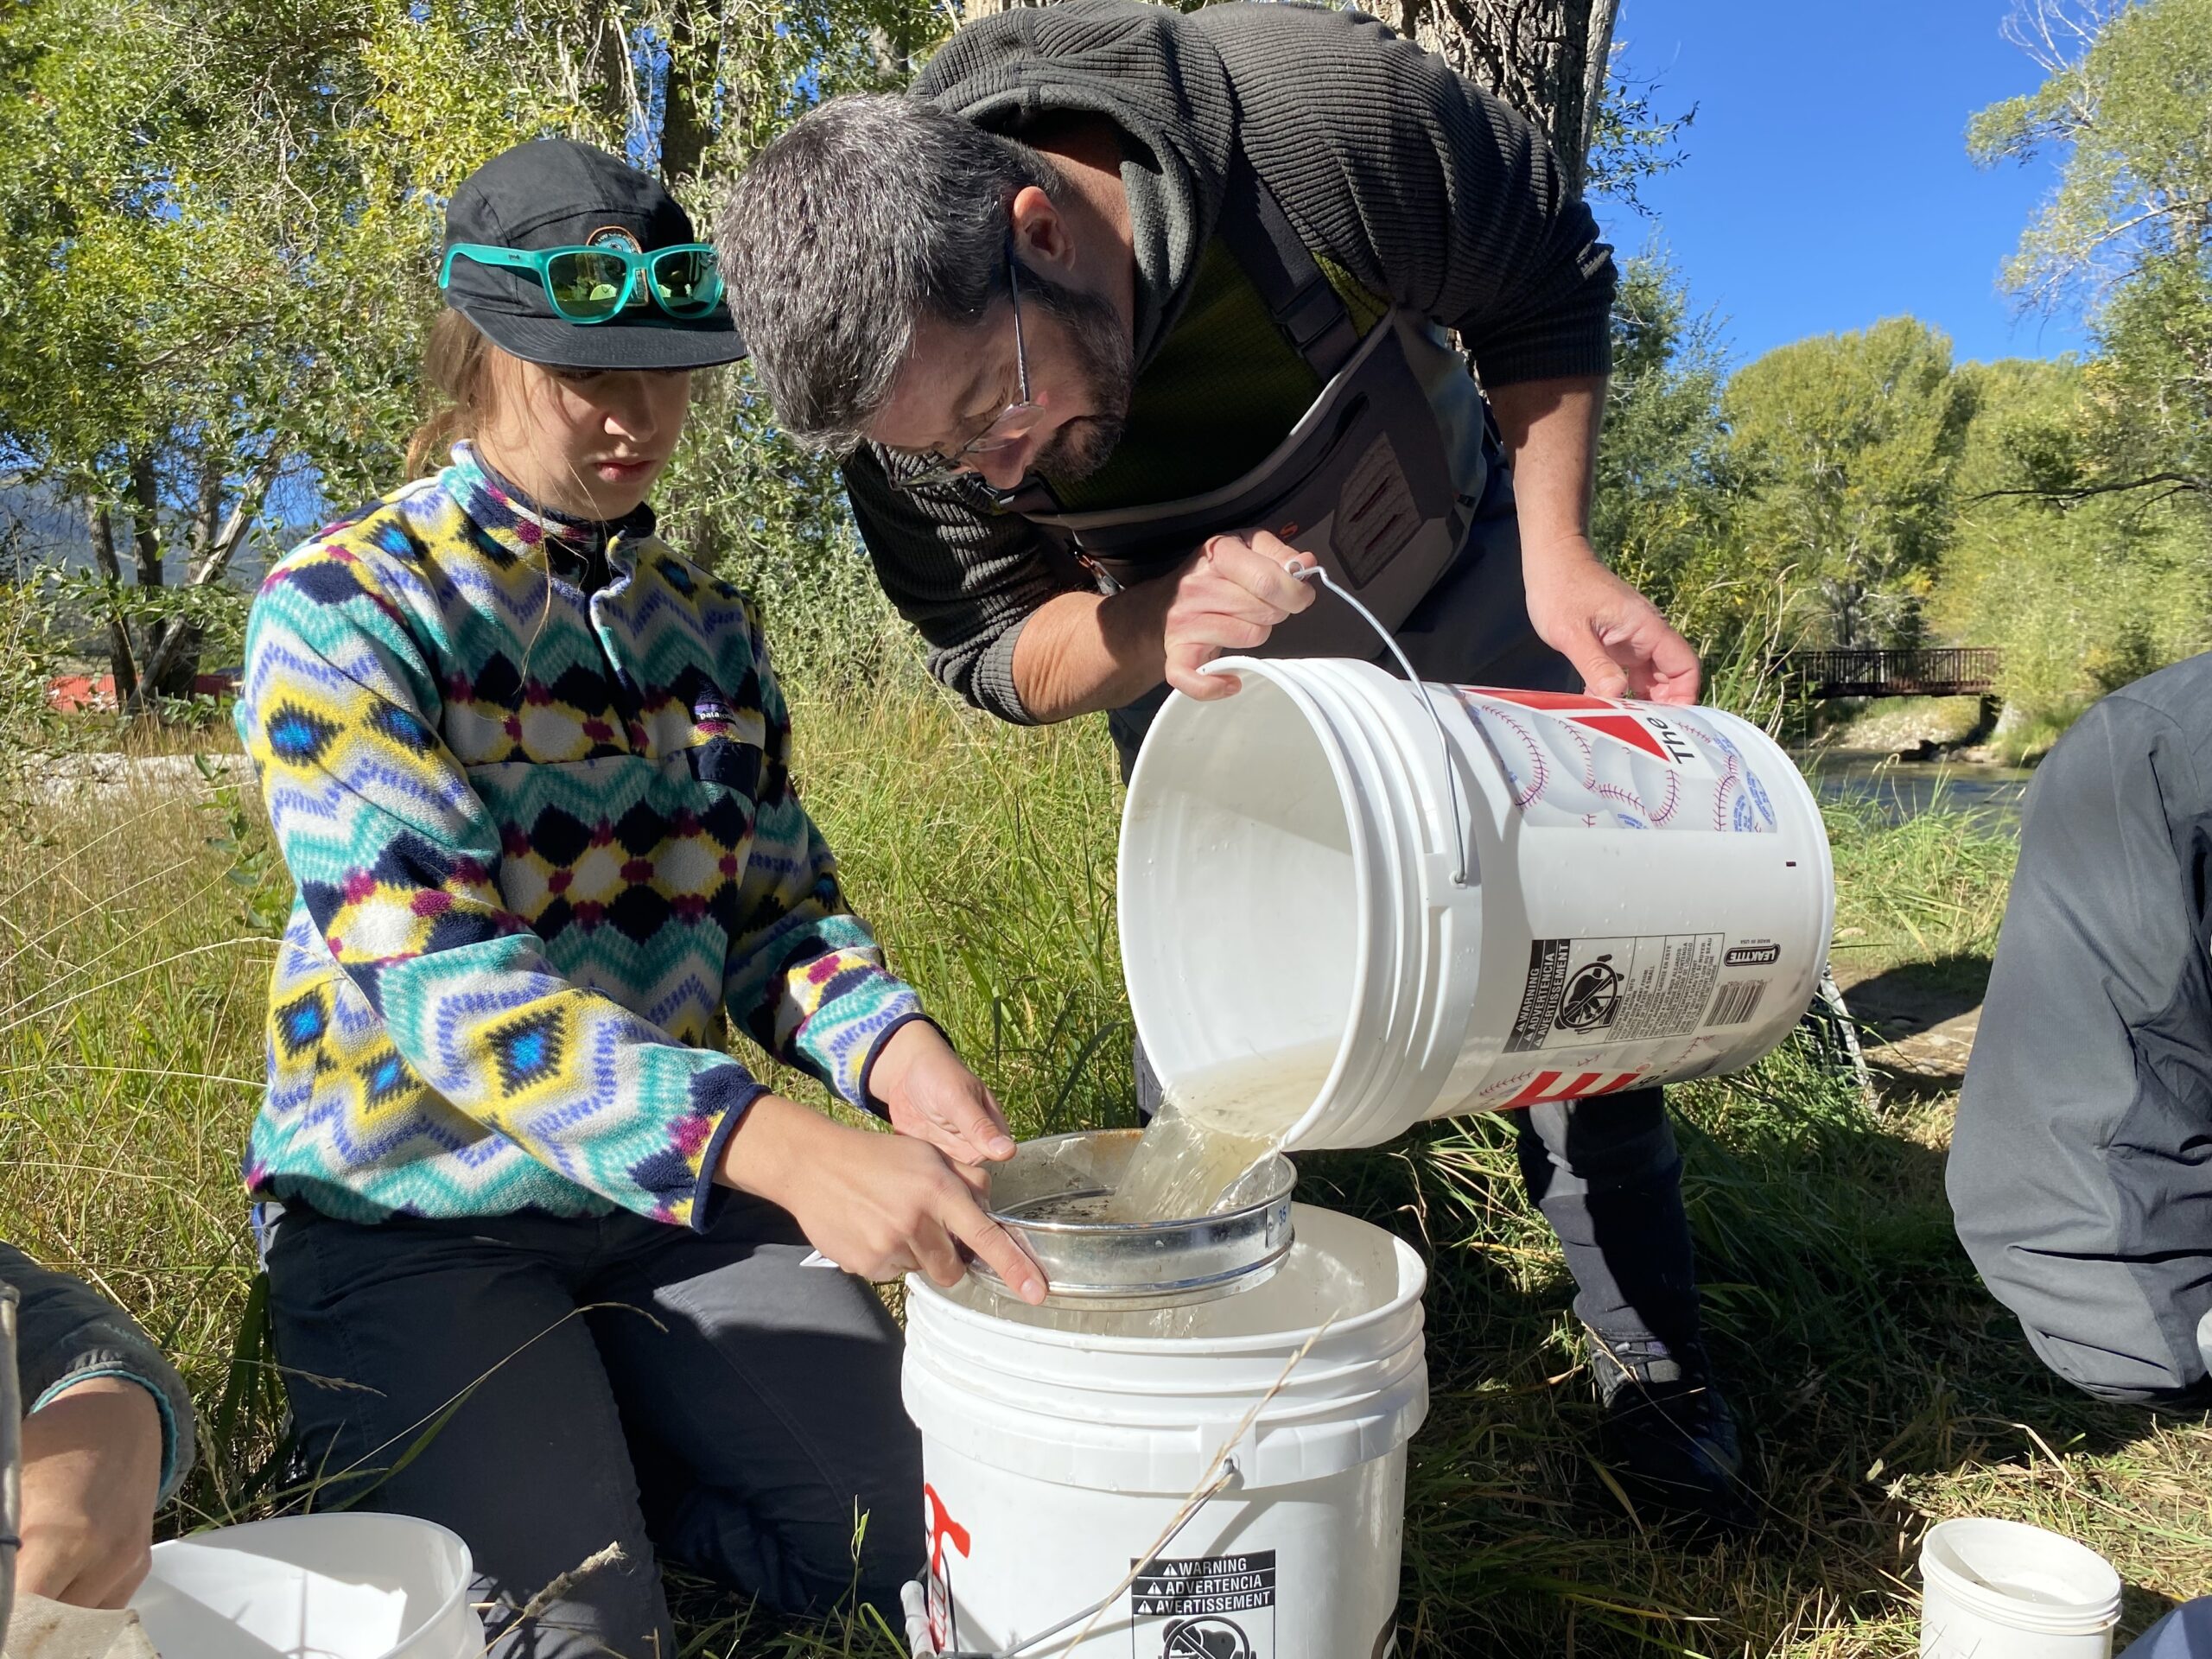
[124,454,195,707]
[129,455,162,589]
[138,461,276,698]
[86,499,140,711]
[1376,0,1621,197]
[143,458,221,698]
[658,1,715,186]
[581,8,641,147]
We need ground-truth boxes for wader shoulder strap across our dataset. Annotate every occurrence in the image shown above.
[995,156,1366,524]
[1214,154,1362,383]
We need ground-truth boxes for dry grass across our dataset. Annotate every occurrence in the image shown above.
[1,688,2205,1657]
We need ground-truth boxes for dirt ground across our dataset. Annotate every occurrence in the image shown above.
[1832,956,1987,1094]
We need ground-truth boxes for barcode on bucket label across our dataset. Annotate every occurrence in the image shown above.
[1130,1551,1275,1658]
[1706,979,1768,1028]
[1507,933,1728,1052]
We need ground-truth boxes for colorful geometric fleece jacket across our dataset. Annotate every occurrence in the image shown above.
[235,444,924,1230]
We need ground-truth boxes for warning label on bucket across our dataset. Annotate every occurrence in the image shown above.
[1130,1552,1274,1657]
[1505,934,1726,1052]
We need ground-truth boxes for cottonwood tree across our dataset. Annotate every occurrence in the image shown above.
[1721,318,1977,652]
[1591,257,1746,650]
[1376,0,1618,197]
[1973,0,2212,506]
[0,0,938,713]
[1933,357,2207,725]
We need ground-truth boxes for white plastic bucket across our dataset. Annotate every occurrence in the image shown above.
[1920,1516,2122,1658]
[904,1205,1427,1658]
[129,1513,484,1659]
[1119,658,1835,1149]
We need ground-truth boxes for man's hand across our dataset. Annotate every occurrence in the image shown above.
[870,1020,1017,1193]
[1522,537,1701,705]
[719,1093,1046,1303]
[1009,531,1317,720]
[16,1375,165,1609]
[1489,374,1700,705]
[1160,533,1317,699]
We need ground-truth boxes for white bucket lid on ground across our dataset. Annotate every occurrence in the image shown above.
[1921,1516,2123,1659]
[128,1513,484,1659]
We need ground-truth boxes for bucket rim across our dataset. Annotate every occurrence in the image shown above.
[1120,659,1372,1146]
[1920,1516,2122,1630]
[145,1511,478,1652]
[909,1210,1428,1356]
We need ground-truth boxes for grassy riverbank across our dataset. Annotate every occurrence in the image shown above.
[1,686,2203,1657]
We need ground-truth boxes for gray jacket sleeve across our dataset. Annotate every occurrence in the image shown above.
[1200,2,1617,388]
[1947,683,2212,1405]
[841,446,1089,724]
[1,1241,196,1502]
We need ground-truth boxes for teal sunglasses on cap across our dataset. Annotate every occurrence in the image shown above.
[439,241,724,324]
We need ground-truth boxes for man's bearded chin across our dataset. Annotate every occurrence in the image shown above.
[1037,410,1127,480]
[1027,274,1133,484]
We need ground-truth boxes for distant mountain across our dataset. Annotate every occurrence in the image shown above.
[0,476,299,585]
[0,478,92,572]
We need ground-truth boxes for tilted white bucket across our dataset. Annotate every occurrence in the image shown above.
[1119,658,1835,1149]
[129,1513,484,1659]
[904,1205,1427,1658]
[1919,1517,2122,1659]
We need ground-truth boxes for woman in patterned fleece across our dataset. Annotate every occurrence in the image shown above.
[238,141,1042,1656]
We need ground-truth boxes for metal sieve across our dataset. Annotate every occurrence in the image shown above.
[967,1128,1296,1308]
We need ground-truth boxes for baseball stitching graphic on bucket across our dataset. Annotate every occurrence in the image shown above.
[1446,684,1816,1113]
[1452,687,1780,834]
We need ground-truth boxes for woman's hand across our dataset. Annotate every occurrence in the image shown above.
[1521,537,1701,705]
[1159,532,1318,699]
[720,1093,1046,1303]
[16,1376,165,1608]
[868,1020,1017,1193]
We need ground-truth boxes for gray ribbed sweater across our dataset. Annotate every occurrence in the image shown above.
[843,0,1617,722]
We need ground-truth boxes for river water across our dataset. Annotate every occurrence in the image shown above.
[1797,753,2033,830]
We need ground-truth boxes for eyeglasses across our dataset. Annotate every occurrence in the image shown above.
[899,241,1049,486]
[440,241,725,325]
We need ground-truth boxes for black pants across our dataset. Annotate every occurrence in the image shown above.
[266,1197,922,1659]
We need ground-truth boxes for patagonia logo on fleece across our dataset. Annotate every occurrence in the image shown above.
[692,693,737,736]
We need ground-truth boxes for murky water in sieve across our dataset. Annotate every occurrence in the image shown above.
[1014,1192,1120,1224]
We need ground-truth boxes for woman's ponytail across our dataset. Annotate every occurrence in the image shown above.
[405,309,499,477]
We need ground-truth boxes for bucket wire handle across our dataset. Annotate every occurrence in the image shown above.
[1285,564,1469,887]
[925,1316,1341,1658]
[975,1460,1240,1659]
[916,1463,1239,1658]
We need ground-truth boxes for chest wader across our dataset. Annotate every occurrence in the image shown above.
[1000,161,1573,779]
[1004,171,1700,1431]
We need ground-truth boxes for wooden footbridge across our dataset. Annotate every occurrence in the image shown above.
[1776,647,2002,700]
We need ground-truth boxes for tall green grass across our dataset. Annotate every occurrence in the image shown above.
[0,687,2200,1657]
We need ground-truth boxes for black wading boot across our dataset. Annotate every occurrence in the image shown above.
[1586,1330,1755,1532]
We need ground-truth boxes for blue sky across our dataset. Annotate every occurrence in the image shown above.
[1599,0,2089,370]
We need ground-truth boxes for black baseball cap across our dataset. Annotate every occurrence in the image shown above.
[441,138,747,371]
